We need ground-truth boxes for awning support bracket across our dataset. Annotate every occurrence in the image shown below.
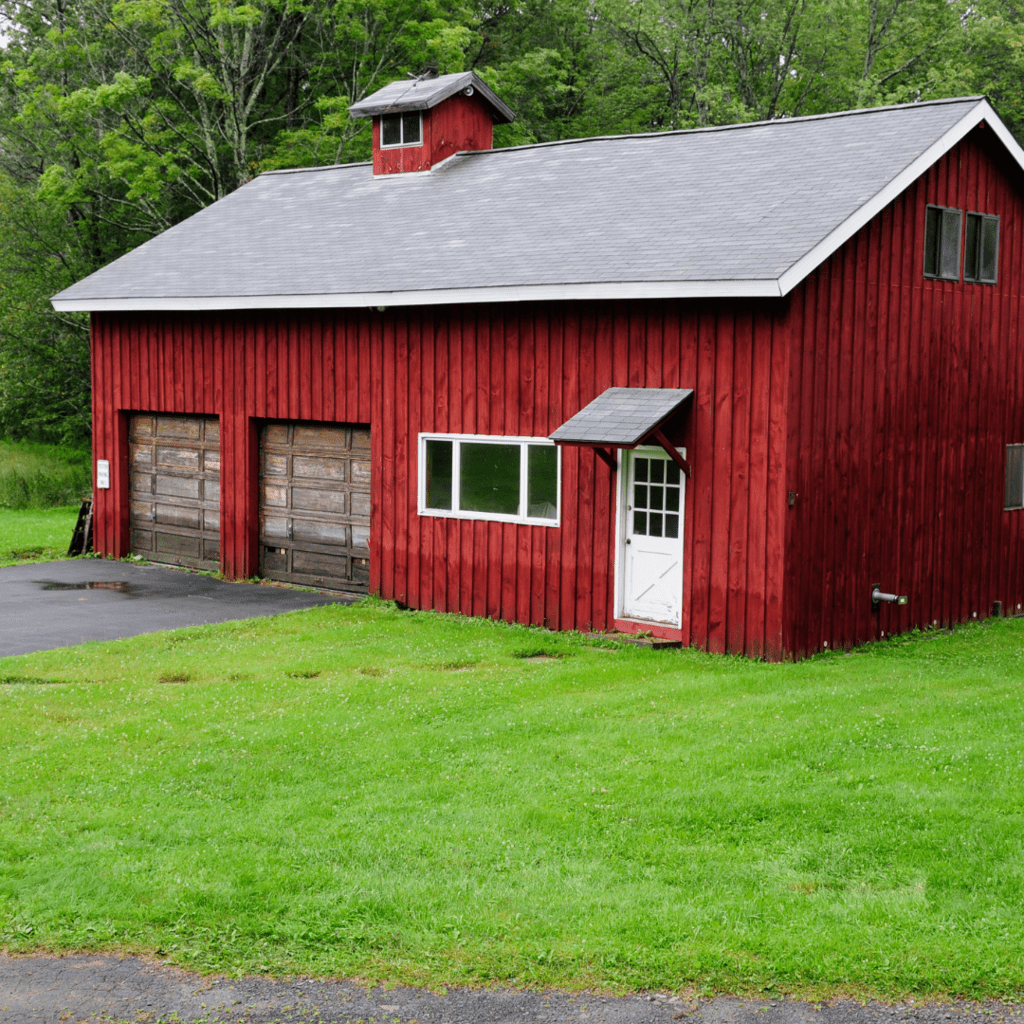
[650,426,691,476]
[594,447,618,471]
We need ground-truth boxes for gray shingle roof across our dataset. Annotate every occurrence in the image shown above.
[53,97,1015,311]
[348,72,515,123]
[550,388,694,446]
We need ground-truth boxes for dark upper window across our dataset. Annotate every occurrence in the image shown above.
[924,205,962,281]
[381,113,422,148]
[1006,445,1024,511]
[964,212,1000,284]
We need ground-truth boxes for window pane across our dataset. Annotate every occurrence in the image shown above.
[381,115,401,146]
[649,512,663,536]
[940,208,962,280]
[635,459,648,483]
[1006,445,1024,510]
[666,487,680,512]
[666,462,680,485]
[665,513,679,538]
[964,213,980,281]
[460,442,520,516]
[526,444,557,519]
[424,439,453,510]
[634,483,648,508]
[982,217,999,282]
[402,112,421,145]
[633,510,647,534]
[650,460,664,484]
[650,487,663,511]
[924,206,940,276]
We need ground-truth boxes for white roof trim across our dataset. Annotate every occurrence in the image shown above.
[51,278,784,312]
[777,99,1010,296]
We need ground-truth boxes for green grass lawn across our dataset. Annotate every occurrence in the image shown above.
[0,440,90,510]
[2,604,1024,1000]
[0,505,80,565]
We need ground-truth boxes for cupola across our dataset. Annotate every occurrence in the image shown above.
[349,72,516,175]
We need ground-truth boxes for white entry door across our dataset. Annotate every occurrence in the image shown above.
[620,449,685,626]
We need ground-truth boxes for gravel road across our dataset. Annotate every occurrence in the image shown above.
[1,954,1021,1024]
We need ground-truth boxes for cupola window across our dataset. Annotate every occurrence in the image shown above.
[381,113,422,148]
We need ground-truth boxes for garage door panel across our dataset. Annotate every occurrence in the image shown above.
[156,446,199,470]
[293,455,346,481]
[157,417,202,441]
[292,518,348,545]
[129,414,220,571]
[262,516,289,540]
[130,445,154,469]
[156,504,201,530]
[262,484,289,508]
[157,532,201,559]
[155,474,201,500]
[259,423,370,592]
[263,454,288,476]
[131,529,154,552]
[292,549,348,575]
[292,487,347,514]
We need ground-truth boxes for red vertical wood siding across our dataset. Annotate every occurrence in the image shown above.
[372,94,494,175]
[90,299,789,656]
[783,127,1024,656]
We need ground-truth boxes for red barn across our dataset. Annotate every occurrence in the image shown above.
[52,74,1024,659]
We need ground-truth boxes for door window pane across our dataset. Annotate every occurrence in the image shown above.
[666,487,680,512]
[649,512,663,536]
[650,460,664,484]
[460,443,520,516]
[634,510,647,534]
[634,483,648,508]
[635,459,648,482]
[665,514,679,538]
[424,439,453,510]
[527,444,557,519]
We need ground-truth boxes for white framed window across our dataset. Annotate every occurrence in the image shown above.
[380,112,422,148]
[419,433,560,526]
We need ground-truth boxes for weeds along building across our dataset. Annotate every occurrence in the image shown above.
[52,75,1024,659]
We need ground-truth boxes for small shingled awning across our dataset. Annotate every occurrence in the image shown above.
[549,387,694,473]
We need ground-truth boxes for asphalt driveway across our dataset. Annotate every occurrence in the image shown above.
[0,559,357,658]
[1,954,1021,1024]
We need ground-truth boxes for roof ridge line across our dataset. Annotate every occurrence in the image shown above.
[257,96,987,177]
[452,95,988,159]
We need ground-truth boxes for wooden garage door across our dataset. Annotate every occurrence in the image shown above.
[129,414,220,570]
[259,423,371,592]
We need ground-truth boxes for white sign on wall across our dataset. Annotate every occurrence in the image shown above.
[96,459,110,489]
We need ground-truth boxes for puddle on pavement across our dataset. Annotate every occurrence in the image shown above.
[38,581,139,594]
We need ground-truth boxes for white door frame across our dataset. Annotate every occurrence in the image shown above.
[613,444,686,628]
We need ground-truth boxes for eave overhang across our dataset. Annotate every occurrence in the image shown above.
[50,280,783,313]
